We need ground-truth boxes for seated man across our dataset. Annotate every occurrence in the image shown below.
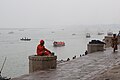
[37,40,51,56]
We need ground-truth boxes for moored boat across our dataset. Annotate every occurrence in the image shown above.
[53,41,65,47]
[86,33,90,38]
[98,32,104,35]
[8,32,14,34]
[107,32,113,36]
[20,37,31,41]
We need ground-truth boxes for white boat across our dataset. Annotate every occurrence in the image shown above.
[86,33,90,38]
[20,37,31,41]
[107,32,113,36]
[107,29,113,36]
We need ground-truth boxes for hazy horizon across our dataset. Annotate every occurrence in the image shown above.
[0,0,120,28]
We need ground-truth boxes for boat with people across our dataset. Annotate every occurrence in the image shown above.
[86,33,90,38]
[53,41,65,47]
[20,37,31,41]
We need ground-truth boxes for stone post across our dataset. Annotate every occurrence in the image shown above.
[87,44,104,53]
[29,55,57,73]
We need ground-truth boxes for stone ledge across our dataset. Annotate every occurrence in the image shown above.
[29,55,57,61]
[29,55,57,73]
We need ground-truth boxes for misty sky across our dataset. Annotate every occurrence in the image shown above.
[0,0,120,28]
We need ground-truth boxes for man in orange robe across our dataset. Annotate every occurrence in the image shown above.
[37,40,51,56]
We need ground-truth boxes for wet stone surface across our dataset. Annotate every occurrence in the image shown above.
[12,47,120,80]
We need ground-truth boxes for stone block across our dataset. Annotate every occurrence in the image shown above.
[87,44,104,53]
[28,55,57,73]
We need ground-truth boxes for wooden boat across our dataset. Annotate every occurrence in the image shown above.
[20,37,31,41]
[107,32,113,36]
[72,33,76,35]
[86,33,90,38]
[98,32,104,35]
[53,41,65,47]
[8,32,14,34]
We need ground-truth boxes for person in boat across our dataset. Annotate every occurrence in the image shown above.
[53,41,65,46]
[37,40,52,56]
[111,34,118,52]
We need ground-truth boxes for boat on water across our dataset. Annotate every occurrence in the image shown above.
[20,37,31,41]
[72,33,76,35]
[98,32,104,35]
[107,32,113,36]
[53,41,65,47]
[107,29,113,36]
[8,32,14,34]
[86,33,90,38]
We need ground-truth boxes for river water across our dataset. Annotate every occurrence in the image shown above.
[0,25,119,78]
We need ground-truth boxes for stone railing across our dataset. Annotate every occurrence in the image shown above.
[87,40,105,53]
[28,55,57,73]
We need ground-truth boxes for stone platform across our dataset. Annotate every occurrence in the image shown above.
[29,55,57,73]
[12,46,120,80]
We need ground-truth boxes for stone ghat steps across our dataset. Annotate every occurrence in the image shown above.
[12,47,120,80]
